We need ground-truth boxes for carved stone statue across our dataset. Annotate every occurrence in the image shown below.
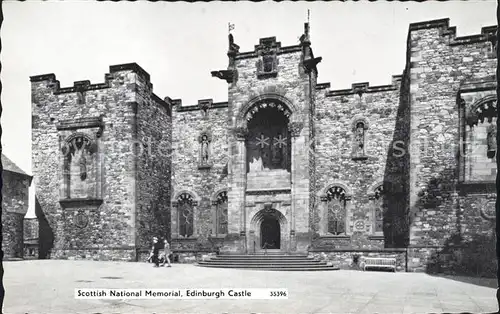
[487,123,497,158]
[228,33,240,54]
[201,135,210,163]
[355,122,365,155]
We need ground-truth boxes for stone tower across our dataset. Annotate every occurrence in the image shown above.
[31,63,172,260]
[211,23,322,253]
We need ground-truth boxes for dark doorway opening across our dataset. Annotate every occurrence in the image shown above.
[260,216,280,249]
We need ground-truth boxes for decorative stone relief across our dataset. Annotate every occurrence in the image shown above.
[198,99,213,119]
[74,210,89,229]
[480,200,496,221]
[255,37,280,79]
[288,121,304,138]
[232,126,248,141]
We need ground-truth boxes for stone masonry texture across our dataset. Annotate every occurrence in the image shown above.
[2,165,31,259]
[29,19,498,275]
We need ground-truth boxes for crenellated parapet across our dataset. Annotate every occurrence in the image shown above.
[30,62,172,115]
[235,37,303,60]
[408,18,497,48]
[321,74,403,97]
[171,98,228,113]
[30,62,154,94]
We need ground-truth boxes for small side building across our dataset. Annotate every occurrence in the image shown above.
[2,154,32,259]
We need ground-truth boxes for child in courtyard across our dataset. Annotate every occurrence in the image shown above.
[161,239,172,267]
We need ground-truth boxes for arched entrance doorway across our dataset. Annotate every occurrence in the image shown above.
[250,207,288,253]
[260,215,280,249]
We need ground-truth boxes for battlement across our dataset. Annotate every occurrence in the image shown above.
[30,62,153,94]
[408,18,497,47]
[236,36,303,60]
[171,98,229,112]
[323,74,403,97]
[30,62,171,115]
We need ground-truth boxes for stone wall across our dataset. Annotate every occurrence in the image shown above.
[2,170,31,258]
[171,101,229,249]
[135,78,172,249]
[406,20,497,274]
[313,79,402,249]
[2,213,25,259]
[408,20,496,247]
[309,249,407,272]
[225,35,315,253]
[31,63,169,260]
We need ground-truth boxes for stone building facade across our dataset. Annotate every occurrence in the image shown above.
[2,154,32,259]
[31,18,498,273]
[31,63,172,260]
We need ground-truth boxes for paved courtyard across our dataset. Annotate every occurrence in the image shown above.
[2,260,498,314]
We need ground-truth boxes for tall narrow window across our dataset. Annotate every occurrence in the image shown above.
[373,185,384,234]
[178,193,194,238]
[215,191,228,235]
[326,186,347,235]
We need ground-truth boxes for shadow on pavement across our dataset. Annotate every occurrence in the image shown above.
[427,273,497,289]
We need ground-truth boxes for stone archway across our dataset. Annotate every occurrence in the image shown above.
[250,207,288,252]
[246,105,291,172]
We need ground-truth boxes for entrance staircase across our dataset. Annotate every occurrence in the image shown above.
[196,252,339,271]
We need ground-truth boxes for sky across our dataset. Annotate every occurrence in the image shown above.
[1,1,496,217]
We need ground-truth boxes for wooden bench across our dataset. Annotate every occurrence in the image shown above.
[362,257,397,272]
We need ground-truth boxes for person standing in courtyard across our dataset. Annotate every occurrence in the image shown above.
[151,236,162,267]
[161,239,172,267]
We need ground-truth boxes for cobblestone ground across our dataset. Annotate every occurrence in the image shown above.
[2,260,498,314]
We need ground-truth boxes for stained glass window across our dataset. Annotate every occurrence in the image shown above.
[326,186,346,235]
[178,193,194,237]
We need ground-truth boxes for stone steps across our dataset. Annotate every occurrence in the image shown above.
[204,259,319,263]
[196,254,339,271]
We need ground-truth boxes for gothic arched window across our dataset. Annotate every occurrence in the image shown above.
[326,186,347,235]
[177,193,194,238]
[215,191,228,235]
[373,185,384,234]
[61,133,97,199]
